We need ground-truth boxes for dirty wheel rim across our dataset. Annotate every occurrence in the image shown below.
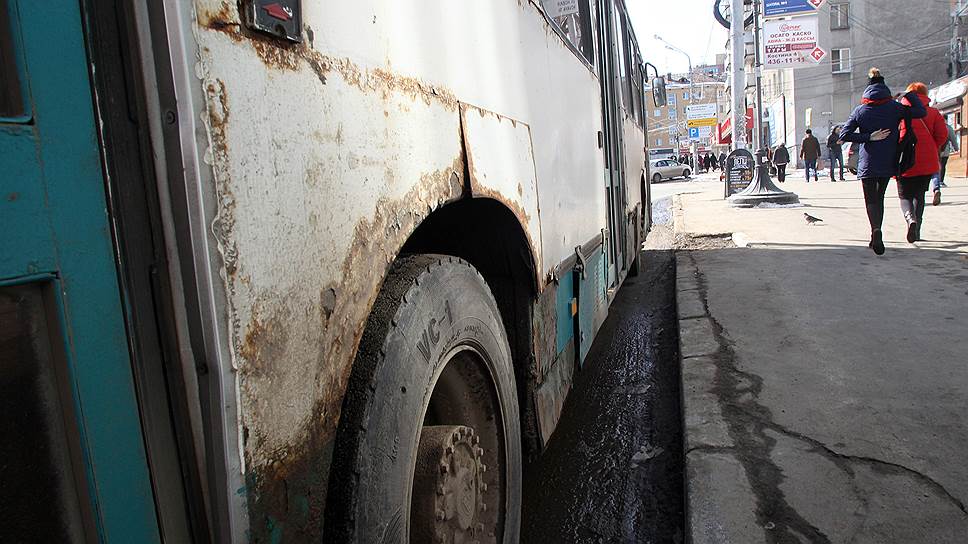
[410,343,506,543]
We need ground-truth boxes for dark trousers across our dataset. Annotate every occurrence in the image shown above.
[862,177,890,231]
[829,150,844,180]
[940,156,949,184]
[897,175,932,224]
[775,164,787,182]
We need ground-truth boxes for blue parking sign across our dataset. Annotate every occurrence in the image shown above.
[688,127,700,140]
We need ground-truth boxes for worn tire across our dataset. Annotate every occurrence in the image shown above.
[682,169,691,178]
[325,254,522,543]
[652,173,662,183]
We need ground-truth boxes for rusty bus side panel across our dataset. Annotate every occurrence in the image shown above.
[175,0,643,539]
[461,104,544,276]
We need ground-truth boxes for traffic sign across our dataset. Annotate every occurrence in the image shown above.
[687,118,718,128]
[688,127,700,140]
[686,103,718,128]
[763,0,825,19]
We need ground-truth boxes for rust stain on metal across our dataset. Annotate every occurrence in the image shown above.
[468,102,523,126]
[202,11,458,108]
[196,0,236,30]
[239,151,467,541]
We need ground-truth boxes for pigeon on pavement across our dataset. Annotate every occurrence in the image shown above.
[803,213,823,225]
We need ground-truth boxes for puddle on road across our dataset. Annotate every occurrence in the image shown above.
[521,250,684,544]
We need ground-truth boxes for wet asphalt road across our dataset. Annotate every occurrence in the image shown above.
[521,249,684,544]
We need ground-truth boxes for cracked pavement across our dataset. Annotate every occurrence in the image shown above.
[673,179,968,543]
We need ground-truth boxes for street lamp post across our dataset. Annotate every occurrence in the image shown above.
[655,35,697,170]
[727,0,799,207]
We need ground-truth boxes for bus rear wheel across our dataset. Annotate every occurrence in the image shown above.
[325,254,522,543]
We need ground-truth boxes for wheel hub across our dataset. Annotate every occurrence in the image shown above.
[412,425,488,543]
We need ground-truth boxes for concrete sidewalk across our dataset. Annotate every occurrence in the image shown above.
[674,177,968,543]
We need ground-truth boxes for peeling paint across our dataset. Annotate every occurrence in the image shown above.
[238,155,466,540]
[202,16,459,108]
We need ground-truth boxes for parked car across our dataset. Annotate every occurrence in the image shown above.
[649,158,691,182]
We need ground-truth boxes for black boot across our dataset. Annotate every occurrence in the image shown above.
[871,229,885,255]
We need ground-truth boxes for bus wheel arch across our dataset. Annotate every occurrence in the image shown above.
[325,198,538,542]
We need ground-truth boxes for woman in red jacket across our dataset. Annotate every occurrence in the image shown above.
[897,82,947,242]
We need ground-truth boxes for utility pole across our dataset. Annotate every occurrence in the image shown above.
[953,4,961,79]
[752,0,765,152]
[727,0,799,207]
[729,0,746,150]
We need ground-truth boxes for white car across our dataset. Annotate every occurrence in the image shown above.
[649,158,691,182]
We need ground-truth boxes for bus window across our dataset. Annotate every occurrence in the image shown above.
[611,4,633,117]
[0,284,94,542]
[630,51,643,125]
[542,0,596,66]
[0,0,25,119]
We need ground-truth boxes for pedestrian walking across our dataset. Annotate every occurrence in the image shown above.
[839,68,926,255]
[718,151,727,169]
[710,152,719,171]
[895,82,946,242]
[704,153,712,172]
[931,121,959,205]
[773,143,790,182]
[827,125,846,181]
[800,129,821,182]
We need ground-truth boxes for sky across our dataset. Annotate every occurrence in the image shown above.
[626,0,728,75]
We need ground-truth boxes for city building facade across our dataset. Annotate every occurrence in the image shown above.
[726,0,954,165]
[762,0,952,162]
[646,80,728,160]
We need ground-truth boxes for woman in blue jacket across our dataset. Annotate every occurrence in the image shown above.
[839,68,926,255]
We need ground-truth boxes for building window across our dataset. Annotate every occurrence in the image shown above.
[668,93,677,106]
[668,126,676,135]
[830,3,849,30]
[683,91,690,100]
[653,109,661,117]
[669,109,677,119]
[831,48,850,74]
[656,138,662,146]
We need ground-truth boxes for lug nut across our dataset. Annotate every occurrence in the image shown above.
[439,462,448,474]
[436,510,446,521]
